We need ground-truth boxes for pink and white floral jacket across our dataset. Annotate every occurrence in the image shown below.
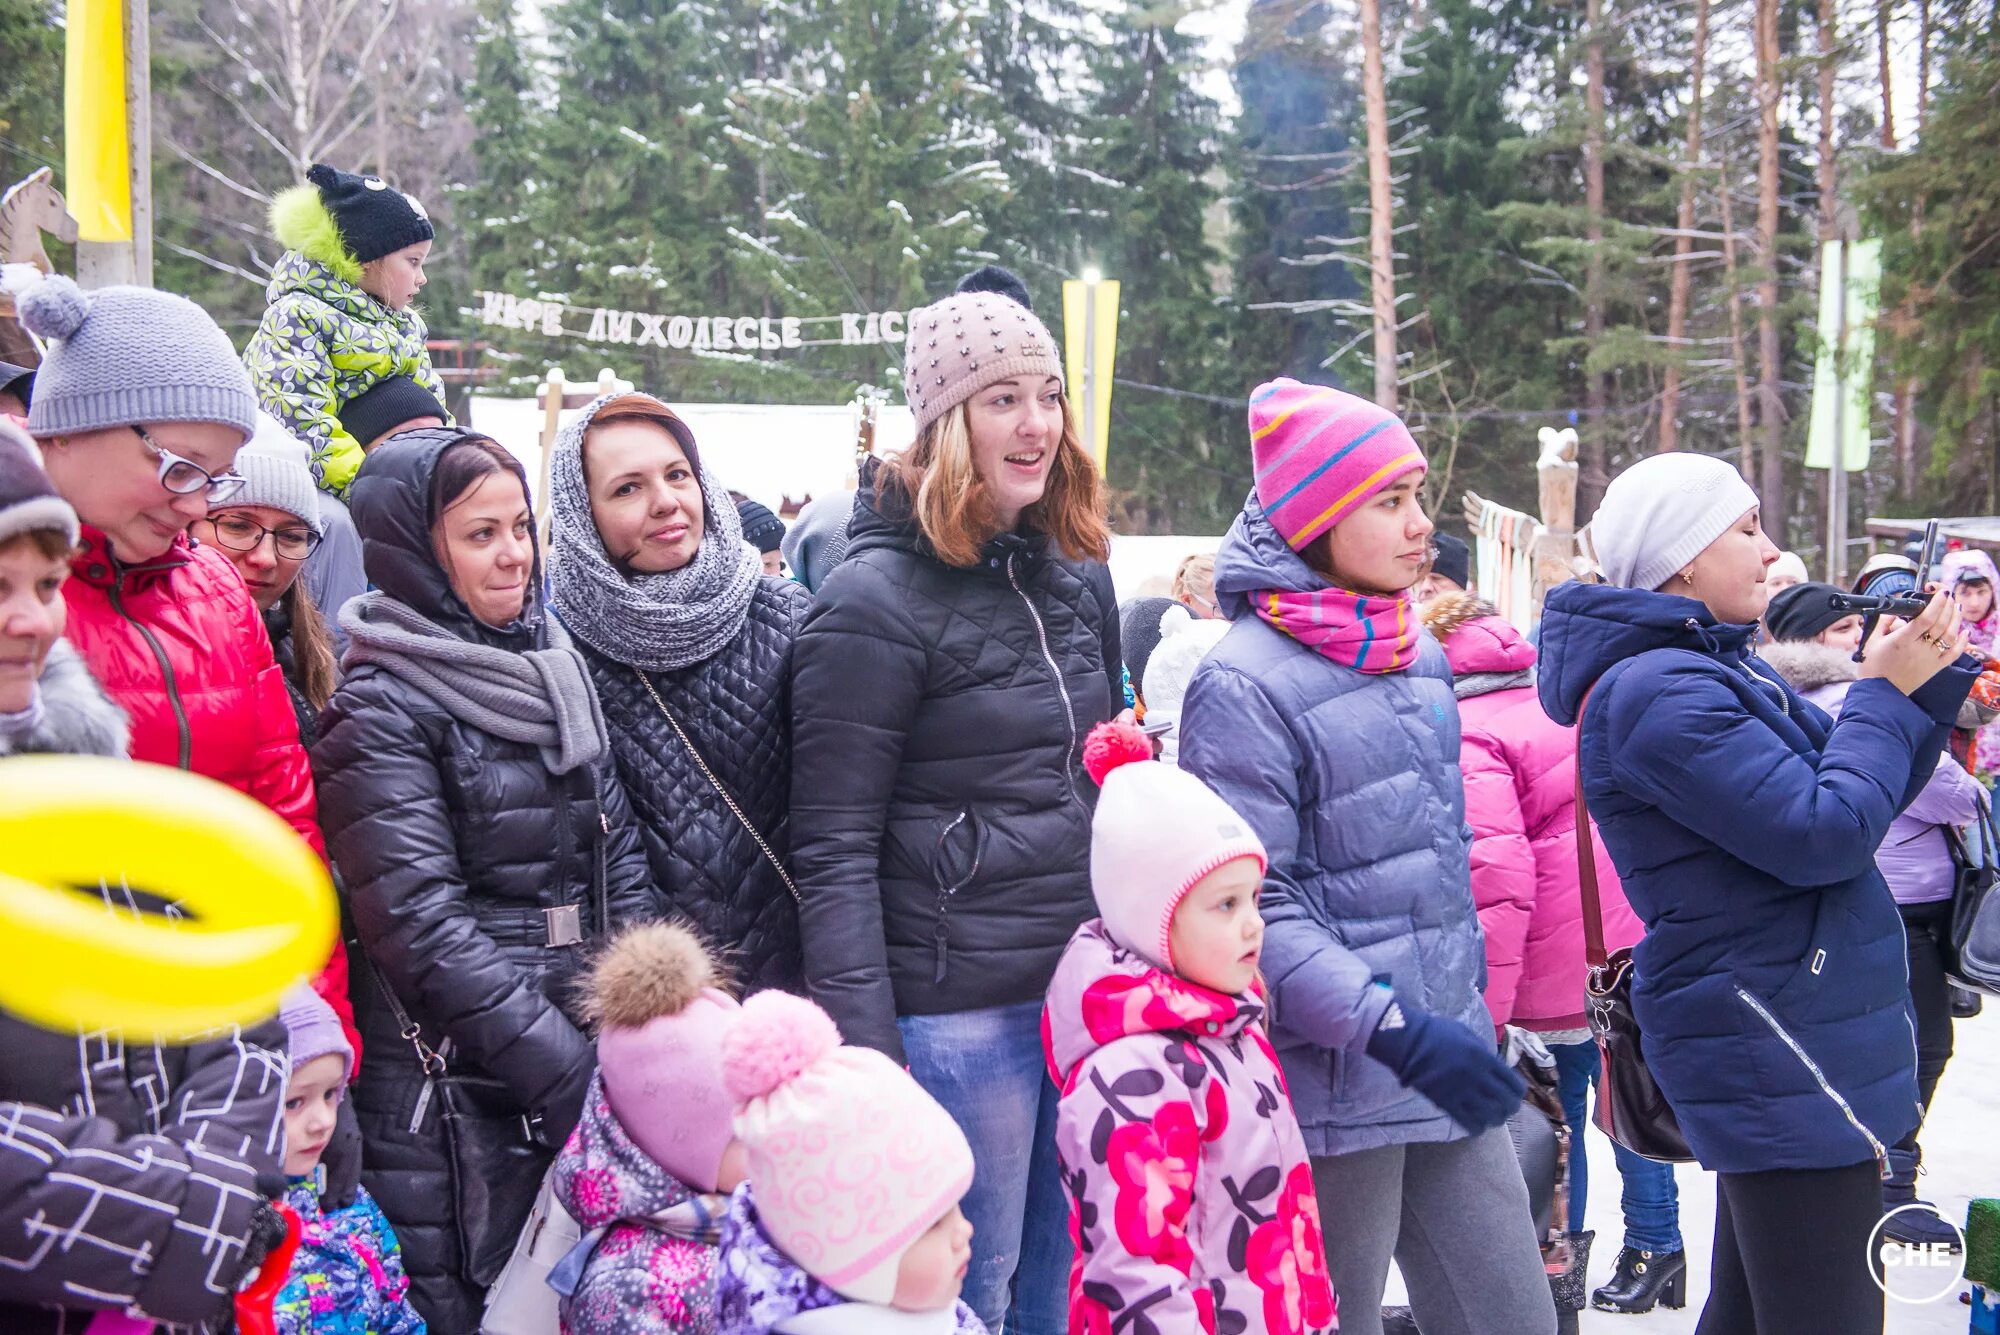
[1043,921,1337,1335]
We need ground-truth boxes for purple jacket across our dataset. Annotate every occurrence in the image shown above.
[1442,613,1644,1032]
[1043,922,1337,1335]
[550,1074,719,1335]
[1763,641,1986,905]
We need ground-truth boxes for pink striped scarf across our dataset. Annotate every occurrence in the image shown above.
[1252,586,1422,674]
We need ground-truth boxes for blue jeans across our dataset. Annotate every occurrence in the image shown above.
[1551,1039,1683,1252]
[900,1000,1070,1335]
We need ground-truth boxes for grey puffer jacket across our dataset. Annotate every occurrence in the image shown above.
[789,476,1121,1061]
[581,575,810,993]
[1179,496,1489,1157]
[0,643,290,1335]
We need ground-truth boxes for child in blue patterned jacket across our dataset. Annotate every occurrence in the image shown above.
[274,985,425,1335]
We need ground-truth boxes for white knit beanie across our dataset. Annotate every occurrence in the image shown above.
[1085,722,1268,972]
[1140,607,1229,767]
[1586,454,1760,592]
[230,413,323,534]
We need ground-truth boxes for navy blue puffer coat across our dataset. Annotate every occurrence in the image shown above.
[1537,580,1975,1173]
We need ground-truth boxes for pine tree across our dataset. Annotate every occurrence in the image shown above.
[1075,0,1243,535]
[0,0,61,191]
[1229,0,1363,383]
[1859,20,2000,511]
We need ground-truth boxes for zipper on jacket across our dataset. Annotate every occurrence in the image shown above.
[931,810,982,983]
[1735,985,1888,1175]
[1006,552,1080,803]
[109,577,192,769]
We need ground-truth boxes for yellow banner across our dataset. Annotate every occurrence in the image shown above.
[1062,278,1120,472]
[65,0,132,244]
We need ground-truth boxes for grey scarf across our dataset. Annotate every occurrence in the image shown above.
[546,393,762,672]
[1452,667,1536,700]
[341,592,609,774]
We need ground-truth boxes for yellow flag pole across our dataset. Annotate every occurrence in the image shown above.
[66,0,140,286]
[1061,270,1120,475]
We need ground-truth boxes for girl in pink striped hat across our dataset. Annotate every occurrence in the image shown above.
[1175,380,1557,1335]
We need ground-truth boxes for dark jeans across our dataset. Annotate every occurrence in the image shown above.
[1551,1039,1684,1251]
[1696,1160,1885,1335]
[1897,898,1957,1155]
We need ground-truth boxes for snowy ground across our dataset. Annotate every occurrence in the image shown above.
[1380,1009,1997,1331]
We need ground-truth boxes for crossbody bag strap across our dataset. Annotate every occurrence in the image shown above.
[635,668,801,905]
[351,934,447,1078]
[1575,683,1609,970]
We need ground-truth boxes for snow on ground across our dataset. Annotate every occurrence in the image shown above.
[1379,1010,1998,1331]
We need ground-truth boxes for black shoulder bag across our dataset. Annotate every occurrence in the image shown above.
[1943,795,2000,996]
[1575,688,1697,1163]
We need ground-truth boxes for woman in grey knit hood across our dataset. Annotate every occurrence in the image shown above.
[547,392,811,991]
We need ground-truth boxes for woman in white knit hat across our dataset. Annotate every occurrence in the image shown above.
[193,412,339,744]
[1536,452,1977,1335]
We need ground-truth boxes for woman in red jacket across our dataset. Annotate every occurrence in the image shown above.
[15,273,357,1051]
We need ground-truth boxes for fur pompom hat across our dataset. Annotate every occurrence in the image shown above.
[723,990,974,1304]
[588,923,743,1194]
[1084,720,1267,973]
[272,163,434,282]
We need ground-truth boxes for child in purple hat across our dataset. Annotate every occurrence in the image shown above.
[274,985,425,1334]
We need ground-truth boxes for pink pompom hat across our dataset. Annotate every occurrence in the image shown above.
[589,923,743,1193]
[1084,720,1268,972]
[723,991,975,1304]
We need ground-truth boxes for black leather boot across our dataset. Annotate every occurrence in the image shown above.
[1591,1245,1688,1313]
[1882,1146,1964,1251]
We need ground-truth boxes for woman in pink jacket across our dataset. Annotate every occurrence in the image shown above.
[1424,593,1687,1315]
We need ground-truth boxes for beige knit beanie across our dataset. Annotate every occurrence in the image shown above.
[902,291,1064,435]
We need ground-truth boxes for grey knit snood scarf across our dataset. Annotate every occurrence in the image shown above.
[545,393,761,673]
[341,593,609,775]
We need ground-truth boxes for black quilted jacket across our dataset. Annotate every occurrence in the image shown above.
[580,575,810,992]
[790,480,1122,1061]
[311,431,659,1330]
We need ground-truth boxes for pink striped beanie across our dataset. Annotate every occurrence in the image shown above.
[1249,378,1427,552]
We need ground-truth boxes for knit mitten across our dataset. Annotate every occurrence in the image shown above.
[1364,995,1526,1133]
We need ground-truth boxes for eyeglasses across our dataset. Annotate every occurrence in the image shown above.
[205,514,322,560]
[131,425,248,504]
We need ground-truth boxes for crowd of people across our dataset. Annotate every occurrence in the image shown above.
[0,160,1989,1335]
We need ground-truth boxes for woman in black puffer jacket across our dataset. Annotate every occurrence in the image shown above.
[790,287,1120,1335]
[312,428,658,1330]
[547,392,809,991]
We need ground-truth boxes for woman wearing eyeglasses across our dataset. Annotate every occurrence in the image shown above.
[15,274,358,1051]
[195,416,340,744]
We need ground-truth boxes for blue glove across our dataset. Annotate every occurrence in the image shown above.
[1364,994,1526,1133]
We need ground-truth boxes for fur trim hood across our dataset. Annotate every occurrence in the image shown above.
[1756,640,1859,696]
[0,639,129,758]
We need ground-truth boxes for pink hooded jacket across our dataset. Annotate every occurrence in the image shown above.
[1044,922,1336,1335]
[1432,604,1644,1033]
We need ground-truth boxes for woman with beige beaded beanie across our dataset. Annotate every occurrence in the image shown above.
[789,275,1118,1335]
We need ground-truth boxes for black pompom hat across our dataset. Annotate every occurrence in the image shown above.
[307,163,434,265]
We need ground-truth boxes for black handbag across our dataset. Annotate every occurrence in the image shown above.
[361,953,555,1287]
[1943,796,2000,996]
[1575,690,1697,1163]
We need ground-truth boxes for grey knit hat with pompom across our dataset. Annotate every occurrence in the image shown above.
[15,274,258,446]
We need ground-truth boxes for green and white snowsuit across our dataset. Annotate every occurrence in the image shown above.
[245,252,450,495]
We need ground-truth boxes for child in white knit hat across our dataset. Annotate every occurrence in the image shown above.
[714,989,986,1334]
[1042,720,1337,1335]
